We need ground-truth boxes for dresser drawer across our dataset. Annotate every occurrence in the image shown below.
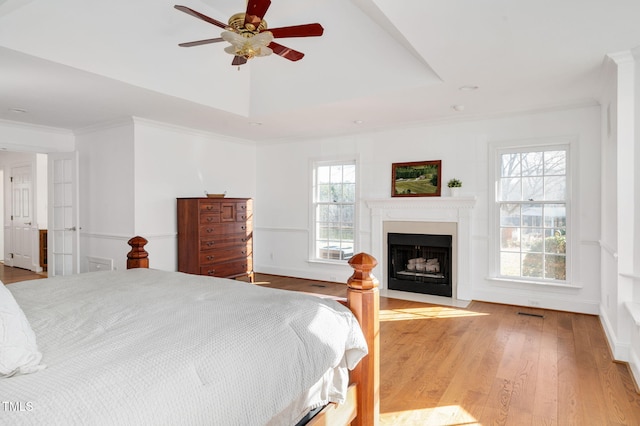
[200,257,253,278]
[236,202,252,220]
[200,235,251,251]
[200,213,220,224]
[199,202,221,214]
[199,246,251,265]
[199,220,252,236]
[236,211,251,221]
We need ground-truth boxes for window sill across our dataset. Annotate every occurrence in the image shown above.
[486,276,582,289]
[307,258,351,266]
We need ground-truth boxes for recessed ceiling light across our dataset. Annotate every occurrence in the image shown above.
[458,85,479,91]
[452,105,465,112]
[8,107,27,114]
[249,122,262,126]
[353,120,364,125]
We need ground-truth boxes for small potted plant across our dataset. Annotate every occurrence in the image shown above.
[447,178,462,196]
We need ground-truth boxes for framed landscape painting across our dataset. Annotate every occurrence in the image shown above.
[391,160,442,197]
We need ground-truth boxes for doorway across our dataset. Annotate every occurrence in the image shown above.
[11,164,34,269]
[0,152,48,273]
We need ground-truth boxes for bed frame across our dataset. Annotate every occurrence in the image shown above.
[126,236,380,425]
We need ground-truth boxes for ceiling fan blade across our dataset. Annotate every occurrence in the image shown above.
[269,23,324,39]
[245,0,271,28]
[174,5,228,30]
[268,42,304,61]
[232,56,248,66]
[178,38,224,47]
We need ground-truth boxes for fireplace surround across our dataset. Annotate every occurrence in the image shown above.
[366,197,476,301]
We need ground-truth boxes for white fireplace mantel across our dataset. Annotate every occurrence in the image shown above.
[365,197,476,301]
[366,197,477,214]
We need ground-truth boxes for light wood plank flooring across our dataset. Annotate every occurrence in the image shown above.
[0,263,47,284]
[6,267,640,425]
[250,273,640,425]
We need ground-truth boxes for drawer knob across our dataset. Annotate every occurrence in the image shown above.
[207,270,215,275]
[207,228,214,233]
[206,241,215,246]
[207,255,214,260]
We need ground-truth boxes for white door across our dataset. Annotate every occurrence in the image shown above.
[10,165,33,270]
[48,152,79,276]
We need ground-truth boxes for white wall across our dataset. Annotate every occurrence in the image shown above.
[76,118,257,271]
[633,48,640,383]
[599,49,640,384]
[0,120,72,271]
[77,120,136,272]
[132,119,257,271]
[599,53,625,360]
[255,105,602,314]
[0,117,258,273]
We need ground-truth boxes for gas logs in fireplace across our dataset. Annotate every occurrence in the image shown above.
[387,232,452,297]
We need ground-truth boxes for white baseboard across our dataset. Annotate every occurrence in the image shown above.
[628,348,640,391]
[254,265,347,284]
[599,306,630,362]
[471,288,600,315]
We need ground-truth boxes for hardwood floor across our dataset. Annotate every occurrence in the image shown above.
[249,273,640,426]
[0,263,47,284]
[6,268,640,425]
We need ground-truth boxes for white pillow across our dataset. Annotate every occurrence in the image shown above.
[0,282,45,377]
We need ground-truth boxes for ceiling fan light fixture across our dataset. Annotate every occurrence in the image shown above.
[222,30,273,59]
[175,4,323,66]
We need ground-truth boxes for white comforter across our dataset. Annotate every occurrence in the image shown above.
[1,269,368,425]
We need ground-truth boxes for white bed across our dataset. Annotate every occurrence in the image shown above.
[1,268,368,425]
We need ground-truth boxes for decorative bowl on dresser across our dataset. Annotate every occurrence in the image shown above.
[177,197,254,282]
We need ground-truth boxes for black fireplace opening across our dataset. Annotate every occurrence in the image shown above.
[388,232,453,297]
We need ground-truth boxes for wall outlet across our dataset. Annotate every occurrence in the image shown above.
[528,299,540,307]
[329,276,337,282]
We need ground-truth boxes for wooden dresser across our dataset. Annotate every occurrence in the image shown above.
[177,197,254,281]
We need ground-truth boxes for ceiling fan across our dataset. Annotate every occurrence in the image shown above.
[174,1,324,66]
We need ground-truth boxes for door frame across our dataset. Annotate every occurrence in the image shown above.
[0,150,78,275]
[47,151,79,276]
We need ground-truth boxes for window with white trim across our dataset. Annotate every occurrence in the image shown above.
[311,160,356,261]
[496,146,568,282]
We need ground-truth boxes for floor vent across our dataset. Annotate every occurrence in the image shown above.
[517,312,544,318]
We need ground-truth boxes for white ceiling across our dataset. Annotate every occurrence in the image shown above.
[1,0,639,143]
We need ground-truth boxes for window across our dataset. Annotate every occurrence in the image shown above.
[496,146,568,282]
[312,160,356,261]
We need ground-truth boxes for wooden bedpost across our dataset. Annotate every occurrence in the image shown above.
[347,253,380,426]
[127,236,149,269]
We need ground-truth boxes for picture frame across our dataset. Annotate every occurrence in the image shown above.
[391,160,442,197]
